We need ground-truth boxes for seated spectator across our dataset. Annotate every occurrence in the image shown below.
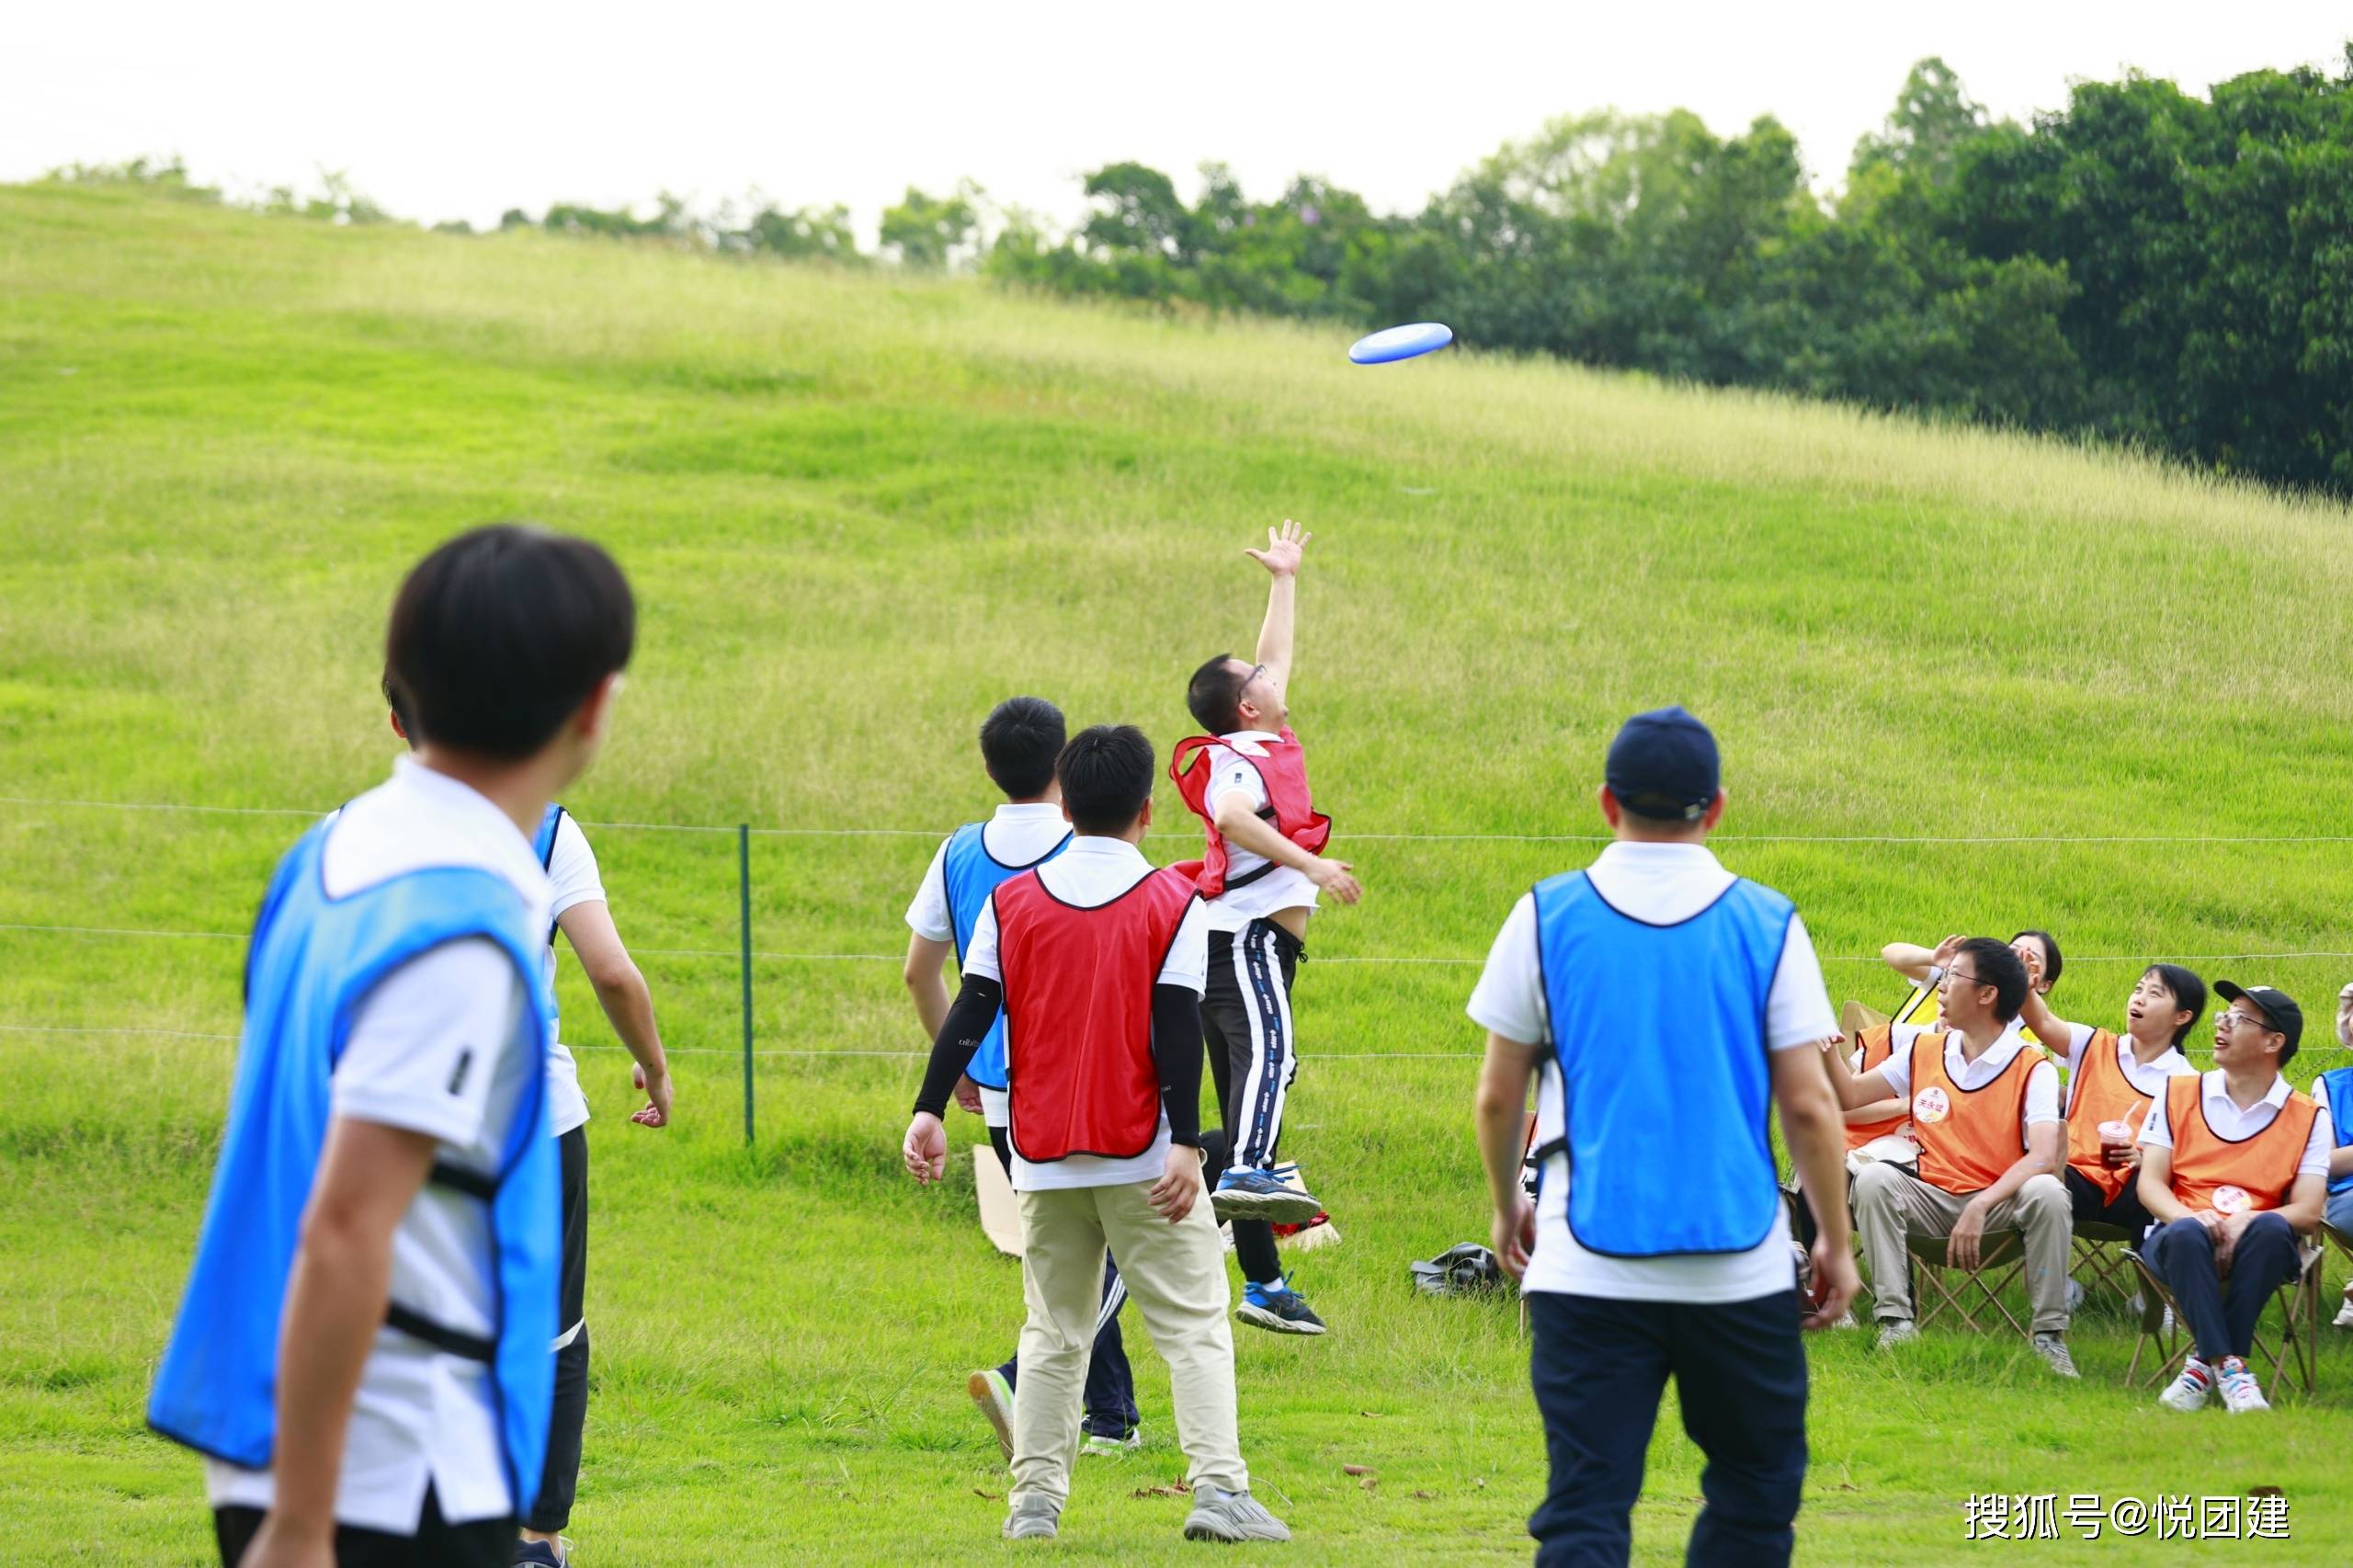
[1881,930,2063,1035]
[2312,981,2353,1328]
[2017,964,2203,1234]
[2138,983,2328,1415]
[1823,938,2075,1376]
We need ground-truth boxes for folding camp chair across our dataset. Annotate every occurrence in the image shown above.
[2121,1240,2324,1396]
[2325,1222,2353,1330]
[1907,1230,2029,1337]
[2070,1221,2140,1312]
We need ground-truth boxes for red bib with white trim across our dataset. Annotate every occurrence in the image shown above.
[999,866,1199,1164]
[1168,726,1331,898]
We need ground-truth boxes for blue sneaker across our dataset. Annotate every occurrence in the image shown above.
[1239,1280,1327,1335]
[1211,1167,1322,1225]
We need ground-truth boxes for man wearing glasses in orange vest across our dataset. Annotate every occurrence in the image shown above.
[2137,983,2328,1415]
[1822,937,2078,1376]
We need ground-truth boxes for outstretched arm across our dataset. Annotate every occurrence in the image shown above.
[1245,520,1311,691]
[558,900,672,1128]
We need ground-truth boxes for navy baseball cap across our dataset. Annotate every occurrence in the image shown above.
[1606,706,1721,822]
[2214,981,2302,1053]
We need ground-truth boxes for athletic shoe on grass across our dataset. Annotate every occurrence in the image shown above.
[2031,1332,2078,1379]
[513,1541,568,1568]
[2216,1357,2269,1415]
[1182,1487,1291,1542]
[1211,1168,1323,1226]
[1004,1496,1060,1540]
[2332,1295,2353,1330]
[967,1369,1015,1460]
[1081,1427,1142,1456]
[1874,1318,1917,1350]
[2158,1358,2214,1413]
[1238,1281,1325,1335]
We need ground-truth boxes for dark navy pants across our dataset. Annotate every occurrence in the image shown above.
[2143,1212,2302,1363]
[1526,1290,1808,1568]
[988,1125,1137,1437]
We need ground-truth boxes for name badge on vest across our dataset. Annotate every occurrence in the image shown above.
[2211,1184,2251,1216]
[1912,1086,1950,1125]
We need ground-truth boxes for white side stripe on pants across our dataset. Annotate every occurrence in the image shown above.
[1231,923,1295,1169]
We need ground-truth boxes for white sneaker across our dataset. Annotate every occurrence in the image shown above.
[2332,1295,2353,1330]
[1831,1309,1859,1330]
[2032,1332,2079,1379]
[2158,1358,2213,1413]
[2216,1357,2270,1415]
[1875,1318,1918,1350]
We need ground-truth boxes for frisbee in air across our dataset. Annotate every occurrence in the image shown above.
[1348,322,1453,365]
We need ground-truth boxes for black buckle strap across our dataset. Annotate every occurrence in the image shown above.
[383,1302,496,1363]
[427,1160,498,1200]
[1528,1137,1567,1166]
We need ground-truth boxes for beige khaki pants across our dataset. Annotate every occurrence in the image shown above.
[1852,1163,2073,1334]
[1012,1177,1245,1509]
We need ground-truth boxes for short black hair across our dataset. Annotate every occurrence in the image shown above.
[979,697,1065,800]
[2012,929,2063,992]
[384,524,634,760]
[381,666,414,744]
[2140,963,2208,1049]
[1187,653,1248,735]
[1057,724,1155,835]
[1953,937,2030,1022]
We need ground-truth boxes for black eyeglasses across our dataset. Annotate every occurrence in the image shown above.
[1942,969,1993,990]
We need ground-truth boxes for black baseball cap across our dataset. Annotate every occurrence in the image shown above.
[2214,982,2302,1052]
[1605,705,1721,822]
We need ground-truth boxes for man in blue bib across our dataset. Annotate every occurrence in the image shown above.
[149,525,637,1568]
[1470,706,1858,1568]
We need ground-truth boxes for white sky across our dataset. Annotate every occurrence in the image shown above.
[6,3,2347,242]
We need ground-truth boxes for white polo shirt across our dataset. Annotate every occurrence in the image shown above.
[962,835,1210,1190]
[1197,731,1320,933]
[1465,841,1836,1302]
[1868,1021,2063,1144]
[208,756,551,1533]
[542,812,608,1137]
[2042,1017,2194,1116]
[2140,1070,2331,1176]
[905,802,1073,1128]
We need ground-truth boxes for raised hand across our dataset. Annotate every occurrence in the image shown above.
[1244,519,1313,578]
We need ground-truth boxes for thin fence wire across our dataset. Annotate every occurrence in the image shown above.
[4,919,2348,970]
[0,1022,1476,1062]
[6,794,2353,846]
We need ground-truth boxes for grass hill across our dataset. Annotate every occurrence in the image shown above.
[2,180,2348,1563]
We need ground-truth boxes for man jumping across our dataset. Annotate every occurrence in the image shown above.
[1170,520,1362,1336]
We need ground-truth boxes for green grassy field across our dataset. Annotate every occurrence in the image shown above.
[4,180,2351,1564]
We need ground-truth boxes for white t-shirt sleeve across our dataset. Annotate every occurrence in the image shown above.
[1201,752,1270,816]
[904,835,953,944]
[2312,1074,2331,1114]
[1764,913,1836,1052]
[545,814,606,923]
[962,894,1001,983]
[2140,1088,2179,1152]
[2024,1058,2062,1127]
[1465,892,1546,1046]
[1875,1028,1922,1103]
[2298,1103,2331,1176]
[333,937,524,1149]
[1156,897,1211,996]
[2053,1018,2095,1078]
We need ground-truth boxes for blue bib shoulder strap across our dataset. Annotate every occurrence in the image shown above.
[148,821,562,1518]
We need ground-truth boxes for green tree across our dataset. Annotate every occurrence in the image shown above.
[880,182,981,270]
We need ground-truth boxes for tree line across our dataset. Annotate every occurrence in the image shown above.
[48,52,2353,496]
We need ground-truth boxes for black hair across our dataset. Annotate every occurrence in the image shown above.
[2277,1024,2301,1069]
[2012,928,2063,992]
[384,524,634,760]
[1953,937,2030,1023]
[1056,724,1156,835]
[1187,653,1249,735]
[979,696,1065,800]
[2139,963,2207,1049]
[381,667,415,745]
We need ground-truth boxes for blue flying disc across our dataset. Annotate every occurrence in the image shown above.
[1349,322,1453,365]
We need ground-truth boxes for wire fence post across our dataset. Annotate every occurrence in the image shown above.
[738,824,755,1147]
